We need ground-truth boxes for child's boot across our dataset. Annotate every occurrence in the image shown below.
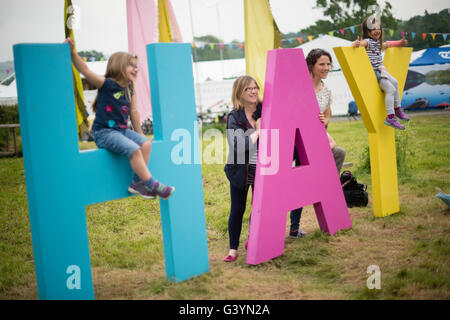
[395,107,410,121]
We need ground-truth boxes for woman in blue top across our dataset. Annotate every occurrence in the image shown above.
[65,37,174,200]
[223,75,262,262]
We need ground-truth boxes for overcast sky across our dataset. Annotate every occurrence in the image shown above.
[0,0,448,61]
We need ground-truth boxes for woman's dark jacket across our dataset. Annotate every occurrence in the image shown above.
[224,103,262,190]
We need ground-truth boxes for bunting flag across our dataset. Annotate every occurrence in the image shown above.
[64,0,89,139]
[297,37,303,44]
[244,0,281,96]
[276,23,448,47]
[158,0,172,42]
[127,0,158,122]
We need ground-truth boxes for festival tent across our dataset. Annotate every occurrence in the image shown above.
[297,35,353,71]
[297,35,355,115]
[402,46,450,110]
[0,79,17,106]
[410,46,450,66]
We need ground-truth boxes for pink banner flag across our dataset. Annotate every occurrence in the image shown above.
[127,0,158,122]
[340,29,345,35]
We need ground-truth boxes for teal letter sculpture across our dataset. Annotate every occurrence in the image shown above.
[13,42,209,300]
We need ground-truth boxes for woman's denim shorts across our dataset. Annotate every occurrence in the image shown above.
[93,128,149,158]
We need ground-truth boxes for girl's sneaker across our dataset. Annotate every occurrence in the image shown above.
[384,117,405,130]
[128,182,157,199]
[395,107,410,121]
[151,182,175,200]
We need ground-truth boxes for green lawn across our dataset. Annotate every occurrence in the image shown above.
[1,112,449,299]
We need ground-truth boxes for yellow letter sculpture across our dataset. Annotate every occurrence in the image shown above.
[334,47,412,217]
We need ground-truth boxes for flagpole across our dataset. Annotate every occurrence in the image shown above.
[216,2,225,80]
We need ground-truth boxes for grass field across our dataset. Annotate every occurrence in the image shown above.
[0,112,449,300]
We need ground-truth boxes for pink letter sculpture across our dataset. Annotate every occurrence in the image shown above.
[246,48,352,265]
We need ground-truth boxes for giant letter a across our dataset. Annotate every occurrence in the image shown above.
[246,48,352,265]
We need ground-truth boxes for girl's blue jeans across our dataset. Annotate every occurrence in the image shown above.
[93,128,149,158]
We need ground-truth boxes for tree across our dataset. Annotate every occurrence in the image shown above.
[192,35,244,62]
[399,9,449,50]
[78,50,105,61]
[292,0,399,42]
[315,0,398,29]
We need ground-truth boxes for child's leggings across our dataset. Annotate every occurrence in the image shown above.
[379,72,400,116]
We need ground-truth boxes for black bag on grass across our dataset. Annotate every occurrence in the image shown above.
[340,171,368,208]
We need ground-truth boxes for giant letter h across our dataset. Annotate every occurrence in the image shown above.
[13,43,209,299]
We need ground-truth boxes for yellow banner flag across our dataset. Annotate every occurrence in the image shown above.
[244,0,281,96]
[64,0,88,140]
[158,0,172,42]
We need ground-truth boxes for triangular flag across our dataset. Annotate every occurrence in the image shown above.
[389,29,394,37]
[411,32,416,39]
[443,34,448,41]
[219,43,223,49]
[328,31,334,36]
[340,29,345,35]
[308,35,313,41]
[431,33,436,40]
[65,0,88,139]
[401,31,405,38]
[422,33,427,40]
[319,34,324,38]
[297,37,303,44]
[350,26,355,34]
[209,43,215,50]
[238,43,243,50]
[244,0,281,96]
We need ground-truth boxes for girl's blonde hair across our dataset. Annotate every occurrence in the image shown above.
[361,17,384,50]
[231,75,260,110]
[92,52,137,112]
